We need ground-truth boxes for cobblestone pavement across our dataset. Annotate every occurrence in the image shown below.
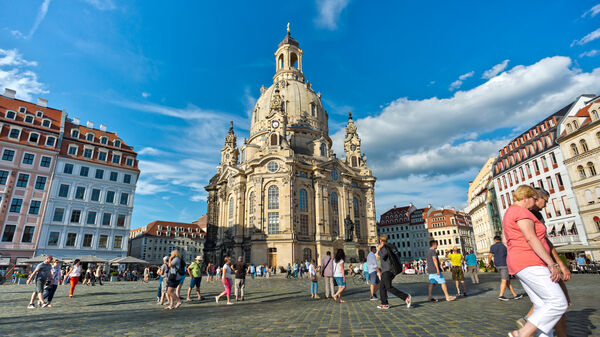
[1,272,598,336]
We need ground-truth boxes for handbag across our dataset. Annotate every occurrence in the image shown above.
[310,272,318,282]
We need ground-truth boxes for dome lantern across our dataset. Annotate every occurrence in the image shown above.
[274,23,304,83]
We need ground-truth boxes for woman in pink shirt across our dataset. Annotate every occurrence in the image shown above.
[503,185,567,337]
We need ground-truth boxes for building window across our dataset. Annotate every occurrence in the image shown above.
[47,232,59,246]
[124,174,132,184]
[114,236,123,249]
[581,139,589,152]
[87,211,97,225]
[588,162,597,176]
[571,143,579,156]
[28,200,41,215]
[117,214,126,226]
[58,184,69,198]
[2,149,15,161]
[2,225,16,242]
[63,163,74,174]
[270,134,278,146]
[354,197,360,219]
[248,191,255,214]
[83,234,93,247]
[70,210,81,223]
[299,189,308,212]
[21,226,35,243]
[120,193,129,205]
[268,185,279,209]
[5,110,16,119]
[102,213,111,226]
[28,133,39,143]
[299,214,309,235]
[320,143,327,157]
[95,169,104,179]
[68,145,78,156]
[16,173,29,187]
[53,208,65,222]
[106,191,115,203]
[577,165,587,179]
[98,152,107,161]
[114,140,121,148]
[22,153,34,165]
[42,119,50,127]
[330,192,339,234]
[71,129,80,138]
[0,170,8,185]
[46,136,56,147]
[91,189,100,202]
[112,154,121,164]
[86,133,94,141]
[75,186,86,200]
[40,156,51,167]
[126,158,134,166]
[83,148,93,159]
[98,235,108,248]
[10,198,23,213]
[268,212,279,234]
[8,128,20,139]
[65,233,77,246]
[110,172,118,181]
[267,161,279,173]
[228,197,234,219]
[331,168,338,181]
[80,166,89,177]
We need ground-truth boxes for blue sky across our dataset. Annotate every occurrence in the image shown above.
[1,1,600,229]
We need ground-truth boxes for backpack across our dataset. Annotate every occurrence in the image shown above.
[384,244,403,276]
[177,258,186,276]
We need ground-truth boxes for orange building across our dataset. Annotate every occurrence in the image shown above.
[426,208,475,257]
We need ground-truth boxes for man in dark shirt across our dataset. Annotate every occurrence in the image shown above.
[26,255,53,308]
[376,235,411,309]
[426,241,455,302]
[232,256,248,301]
[488,235,521,301]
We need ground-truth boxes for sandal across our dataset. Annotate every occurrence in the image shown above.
[164,306,173,310]
[429,298,439,302]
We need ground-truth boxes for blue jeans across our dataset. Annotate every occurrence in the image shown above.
[157,276,163,298]
[310,281,318,294]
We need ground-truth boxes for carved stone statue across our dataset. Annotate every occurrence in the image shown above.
[344,215,354,242]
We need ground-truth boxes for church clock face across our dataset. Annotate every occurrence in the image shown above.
[271,120,280,128]
[350,145,356,151]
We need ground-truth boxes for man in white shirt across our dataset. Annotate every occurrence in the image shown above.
[366,246,380,300]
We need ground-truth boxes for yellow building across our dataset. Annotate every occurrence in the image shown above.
[203,28,377,267]
[465,157,502,256]
[557,96,600,259]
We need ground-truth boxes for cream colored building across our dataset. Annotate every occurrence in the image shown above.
[557,96,600,260]
[203,29,377,268]
[465,157,502,256]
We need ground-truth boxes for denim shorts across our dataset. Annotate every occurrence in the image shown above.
[178,274,186,285]
[189,276,202,288]
[428,273,446,284]
[368,272,380,285]
[334,276,346,287]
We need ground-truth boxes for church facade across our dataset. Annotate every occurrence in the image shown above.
[204,29,377,268]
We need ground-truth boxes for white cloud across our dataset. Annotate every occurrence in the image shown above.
[449,71,474,91]
[242,86,257,119]
[580,49,600,58]
[582,4,600,18]
[81,0,116,10]
[482,59,510,79]
[315,0,350,30]
[141,92,151,98]
[571,28,600,46]
[11,0,51,40]
[138,147,162,156]
[0,48,48,101]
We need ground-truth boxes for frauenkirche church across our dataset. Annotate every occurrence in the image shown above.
[204,27,377,267]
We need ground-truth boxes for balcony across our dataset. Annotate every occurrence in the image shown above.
[549,234,584,246]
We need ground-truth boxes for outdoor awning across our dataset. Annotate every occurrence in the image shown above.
[0,257,10,266]
[110,256,149,265]
[547,225,555,235]
[77,255,109,263]
[555,244,600,253]
[15,257,33,265]
[20,255,59,264]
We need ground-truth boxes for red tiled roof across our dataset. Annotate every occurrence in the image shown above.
[134,220,206,240]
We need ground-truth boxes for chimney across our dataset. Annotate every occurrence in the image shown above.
[86,121,94,129]
[37,97,48,107]
[99,124,107,131]
[4,88,16,99]
[72,117,80,125]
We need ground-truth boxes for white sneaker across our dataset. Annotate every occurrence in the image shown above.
[226,302,234,305]
[406,294,412,308]
[27,304,36,309]
[41,302,50,308]
[215,296,219,304]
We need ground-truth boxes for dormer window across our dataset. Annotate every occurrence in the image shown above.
[18,106,27,114]
[42,119,51,128]
[573,120,579,129]
[9,127,21,139]
[28,132,40,144]
[6,110,16,119]
[71,129,80,138]
[126,157,134,166]
[112,154,121,164]
[36,111,43,118]
[86,133,94,142]
[100,136,108,145]
[68,145,78,156]
[46,136,56,147]
[114,139,121,148]
[98,151,107,161]
[24,114,34,124]
[83,148,93,159]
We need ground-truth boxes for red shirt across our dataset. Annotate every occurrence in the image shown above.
[502,205,550,275]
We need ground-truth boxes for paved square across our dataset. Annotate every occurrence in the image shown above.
[1,273,598,336]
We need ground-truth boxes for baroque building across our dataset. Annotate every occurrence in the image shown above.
[556,96,600,259]
[426,208,475,257]
[204,28,377,267]
[377,204,431,262]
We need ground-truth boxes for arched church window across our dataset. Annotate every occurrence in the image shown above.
[268,185,279,209]
[229,197,234,219]
[571,143,579,156]
[588,162,597,176]
[290,53,298,68]
[248,191,255,214]
[330,192,339,234]
[278,54,284,70]
[581,139,589,152]
[270,133,278,146]
[331,168,338,181]
[353,197,360,218]
[353,197,361,238]
[303,248,311,261]
[320,143,327,157]
[578,165,586,179]
[310,103,316,117]
[299,189,308,212]
[351,156,357,167]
